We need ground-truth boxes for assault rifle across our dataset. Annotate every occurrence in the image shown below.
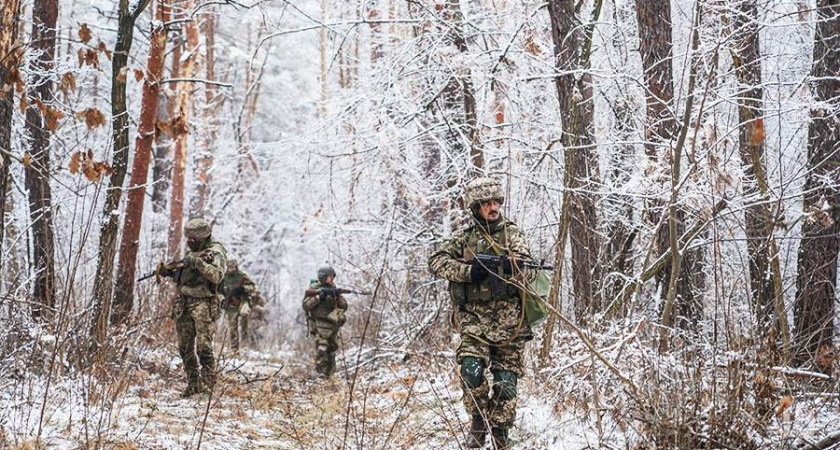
[457,254,553,298]
[137,259,186,283]
[303,287,371,297]
[459,254,554,272]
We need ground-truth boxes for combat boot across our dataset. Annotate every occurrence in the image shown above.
[467,415,487,448]
[491,427,510,450]
[180,380,205,398]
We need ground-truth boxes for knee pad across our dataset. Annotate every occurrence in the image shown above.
[492,371,517,400]
[460,357,485,389]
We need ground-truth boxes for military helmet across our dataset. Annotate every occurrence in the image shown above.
[464,177,504,210]
[185,218,212,239]
[317,265,336,281]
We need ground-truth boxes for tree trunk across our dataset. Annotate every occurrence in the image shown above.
[190,6,216,217]
[152,27,182,214]
[0,0,22,271]
[167,0,199,259]
[636,0,701,327]
[112,0,169,326]
[728,0,789,360]
[90,0,152,341]
[24,0,59,320]
[547,0,602,322]
[793,0,840,372]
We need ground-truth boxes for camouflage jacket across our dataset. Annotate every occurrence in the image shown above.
[302,279,348,325]
[220,269,257,311]
[177,240,227,299]
[428,216,535,343]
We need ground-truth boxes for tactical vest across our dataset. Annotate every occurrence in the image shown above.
[459,223,518,303]
[310,282,339,320]
[179,241,225,298]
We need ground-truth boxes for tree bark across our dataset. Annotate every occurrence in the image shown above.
[90,0,152,340]
[547,0,602,322]
[190,6,216,217]
[167,0,200,259]
[24,0,59,320]
[793,0,840,372]
[112,0,170,326]
[152,26,182,214]
[636,0,702,327]
[728,0,789,361]
[0,0,22,271]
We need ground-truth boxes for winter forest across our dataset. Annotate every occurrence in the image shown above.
[1,0,839,448]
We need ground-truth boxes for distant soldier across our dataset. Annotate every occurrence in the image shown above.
[302,266,348,378]
[160,218,227,397]
[428,177,536,449]
[220,259,259,352]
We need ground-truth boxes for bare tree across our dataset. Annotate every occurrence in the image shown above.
[0,0,22,271]
[636,0,702,327]
[727,0,789,360]
[24,0,59,319]
[167,0,200,258]
[545,0,602,329]
[190,5,218,217]
[89,0,152,339]
[112,0,170,326]
[793,0,840,371]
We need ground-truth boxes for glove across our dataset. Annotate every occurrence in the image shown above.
[501,257,514,275]
[470,264,489,283]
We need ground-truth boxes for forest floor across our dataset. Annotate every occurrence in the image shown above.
[1,340,605,450]
[3,329,840,449]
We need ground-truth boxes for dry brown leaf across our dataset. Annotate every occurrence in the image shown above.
[775,394,793,417]
[750,117,765,146]
[69,152,81,174]
[98,41,112,60]
[19,94,27,113]
[22,153,31,167]
[117,66,129,84]
[45,107,65,131]
[133,69,144,82]
[155,120,171,139]
[78,23,92,43]
[60,72,76,94]
[80,49,100,69]
[170,115,188,137]
[524,32,541,56]
[77,108,106,130]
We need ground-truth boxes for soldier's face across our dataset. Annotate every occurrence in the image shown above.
[227,265,236,274]
[477,199,501,221]
[186,236,204,251]
[325,275,335,284]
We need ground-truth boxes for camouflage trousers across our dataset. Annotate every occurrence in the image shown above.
[310,320,339,377]
[175,297,216,385]
[457,333,526,429]
[224,308,251,351]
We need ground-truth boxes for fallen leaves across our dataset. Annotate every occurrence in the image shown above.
[68,150,113,183]
[60,72,76,94]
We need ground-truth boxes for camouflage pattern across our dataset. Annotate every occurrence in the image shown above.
[169,237,227,391]
[464,177,505,210]
[302,279,348,377]
[220,265,258,351]
[428,213,535,430]
[185,217,212,239]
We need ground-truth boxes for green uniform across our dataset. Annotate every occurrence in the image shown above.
[220,269,258,351]
[169,239,227,392]
[302,279,347,377]
[428,215,535,430]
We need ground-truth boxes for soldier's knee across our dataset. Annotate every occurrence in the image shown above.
[460,357,485,389]
[492,370,517,400]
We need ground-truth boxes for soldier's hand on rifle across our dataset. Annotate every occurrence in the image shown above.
[469,263,489,282]
[184,252,200,268]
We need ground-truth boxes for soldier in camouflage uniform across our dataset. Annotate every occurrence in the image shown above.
[161,218,228,397]
[428,177,535,449]
[302,266,348,378]
[220,259,259,352]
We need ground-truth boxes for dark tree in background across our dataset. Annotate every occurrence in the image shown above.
[793,0,840,372]
[24,0,59,319]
